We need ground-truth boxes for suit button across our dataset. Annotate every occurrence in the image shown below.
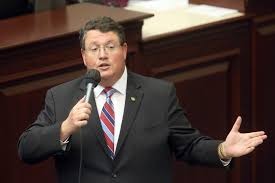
[112,173,117,178]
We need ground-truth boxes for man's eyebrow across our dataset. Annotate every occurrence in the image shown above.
[88,40,116,45]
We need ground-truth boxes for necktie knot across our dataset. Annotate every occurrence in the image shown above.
[103,87,116,98]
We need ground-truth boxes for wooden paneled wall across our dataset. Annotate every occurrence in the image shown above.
[140,17,252,183]
[251,13,275,183]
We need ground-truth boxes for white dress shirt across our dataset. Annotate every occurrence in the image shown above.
[93,67,127,152]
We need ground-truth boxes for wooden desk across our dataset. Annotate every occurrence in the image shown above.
[0,3,152,183]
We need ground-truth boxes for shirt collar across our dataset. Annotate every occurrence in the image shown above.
[94,67,128,98]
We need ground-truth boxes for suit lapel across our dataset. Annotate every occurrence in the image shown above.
[115,73,143,157]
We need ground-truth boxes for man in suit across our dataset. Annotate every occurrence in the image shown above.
[18,16,267,183]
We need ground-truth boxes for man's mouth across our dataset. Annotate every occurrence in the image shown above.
[98,63,110,70]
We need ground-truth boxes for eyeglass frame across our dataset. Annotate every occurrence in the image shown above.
[82,41,124,56]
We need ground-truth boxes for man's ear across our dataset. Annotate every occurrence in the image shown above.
[81,49,87,66]
[123,43,128,60]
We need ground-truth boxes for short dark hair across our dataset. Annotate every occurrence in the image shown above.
[79,16,126,50]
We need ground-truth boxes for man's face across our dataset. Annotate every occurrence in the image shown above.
[81,30,127,86]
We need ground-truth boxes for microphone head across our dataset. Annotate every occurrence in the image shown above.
[86,69,101,87]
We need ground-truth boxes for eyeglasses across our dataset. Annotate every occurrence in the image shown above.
[84,42,121,56]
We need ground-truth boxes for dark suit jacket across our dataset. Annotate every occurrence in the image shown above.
[18,71,224,183]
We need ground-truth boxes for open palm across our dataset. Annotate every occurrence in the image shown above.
[222,116,267,158]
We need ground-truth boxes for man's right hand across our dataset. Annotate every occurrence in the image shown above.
[60,97,92,141]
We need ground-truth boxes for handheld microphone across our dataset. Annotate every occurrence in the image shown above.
[79,69,101,183]
[85,69,101,103]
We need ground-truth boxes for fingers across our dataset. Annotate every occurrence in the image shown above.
[61,96,92,140]
[248,137,264,147]
[72,97,91,113]
[245,133,267,151]
[73,110,90,122]
[247,131,266,138]
[76,96,85,104]
[67,97,92,127]
[74,103,91,115]
[245,147,255,154]
[73,99,91,120]
[231,116,242,133]
[77,120,88,127]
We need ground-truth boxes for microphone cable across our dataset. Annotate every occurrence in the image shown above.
[78,127,83,183]
[78,69,101,183]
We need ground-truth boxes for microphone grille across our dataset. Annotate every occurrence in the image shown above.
[86,69,101,87]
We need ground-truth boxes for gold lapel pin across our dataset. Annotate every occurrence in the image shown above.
[130,97,136,102]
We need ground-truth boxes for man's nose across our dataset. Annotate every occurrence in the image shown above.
[98,47,108,59]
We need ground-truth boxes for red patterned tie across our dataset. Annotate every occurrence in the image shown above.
[100,87,116,158]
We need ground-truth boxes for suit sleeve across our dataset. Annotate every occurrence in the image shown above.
[167,84,223,167]
[18,89,65,164]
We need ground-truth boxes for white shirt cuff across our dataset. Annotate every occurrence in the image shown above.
[60,138,69,151]
[220,158,232,166]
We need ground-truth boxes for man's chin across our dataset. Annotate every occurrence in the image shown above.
[99,70,112,78]
[100,73,114,83]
